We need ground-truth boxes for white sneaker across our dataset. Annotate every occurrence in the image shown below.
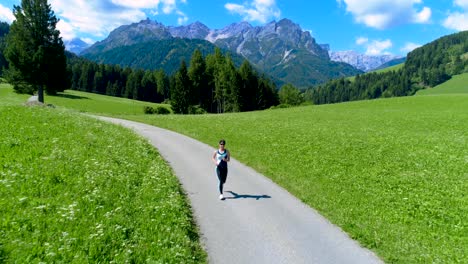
[219,194,224,200]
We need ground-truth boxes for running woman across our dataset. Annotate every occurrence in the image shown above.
[212,139,230,200]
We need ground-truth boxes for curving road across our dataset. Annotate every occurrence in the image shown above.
[96,116,383,264]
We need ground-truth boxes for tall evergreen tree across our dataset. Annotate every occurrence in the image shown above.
[224,55,241,112]
[5,0,67,102]
[210,48,228,113]
[238,60,258,111]
[0,21,10,75]
[204,52,218,113]
[188,49,206,108]
[141,70,157,102]
[124,69,144,100]
[171,60,191,114]
[79,62,94,92]
[154,69,169,102]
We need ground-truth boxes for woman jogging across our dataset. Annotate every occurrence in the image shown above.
[212,139,230,200]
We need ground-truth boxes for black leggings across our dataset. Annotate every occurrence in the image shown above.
[216,167,228,194]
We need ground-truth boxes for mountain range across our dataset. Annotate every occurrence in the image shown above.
[64,38,90,55]
[328,50,403,72]
[78,18,398,87]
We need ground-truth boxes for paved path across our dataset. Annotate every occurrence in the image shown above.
[96,116,383,264]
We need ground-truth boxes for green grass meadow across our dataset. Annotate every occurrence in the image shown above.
[49,90,172,115]
[347,63,405,82]
[0,85,205,263]
[121,95,468,263]
[416,73,468,95]
[0,83,30,105]
[373,63,405,73]
[2,81,467,263]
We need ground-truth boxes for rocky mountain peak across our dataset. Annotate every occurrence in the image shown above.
[169,21,210,39]
[220,21,253,36]
[329,50,401,72]
[64,38,90,55]
[82,19,172,54]
[81,18,362,87]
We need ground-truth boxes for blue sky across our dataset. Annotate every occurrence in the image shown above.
[0,0,467,56]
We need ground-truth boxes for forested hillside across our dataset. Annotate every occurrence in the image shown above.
[81,19,362,88]
[311,31,468,105]
[68,48,278,114]
[82,38,245,75]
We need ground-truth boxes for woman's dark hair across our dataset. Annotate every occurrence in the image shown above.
[219,139,226,145]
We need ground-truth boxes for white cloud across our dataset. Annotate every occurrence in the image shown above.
[366,39,392,55]
[56,19,76,40]
[82,38,95,45]
[50,0,142,38]
[414,7,431,23]
[0,4,15,23]
[356,37,368,45]
[47,0,187,41]
[443,12,468,31]
[443,0,468,31]
[400,42,421,53]
[455,0,468,9]
[225,0,281,23]
[338,0,431,29]
[176,10,188,25]
[111,0,161,9]
[356,38,393,55]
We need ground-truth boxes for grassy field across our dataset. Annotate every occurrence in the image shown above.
[47,89,172,115]
[0,86,206,262]
[372,63,405,73]
[347,63,405,82]
[0,84,170,115]
[2,83,467,263]
[0,83,30,105]
[120,95,468,263]
[416,73,468,95]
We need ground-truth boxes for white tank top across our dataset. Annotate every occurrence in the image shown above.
[216,150,228,167]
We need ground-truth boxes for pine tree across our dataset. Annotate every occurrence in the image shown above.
[188,49,206,107]
[0,21,10,75]
[204,53,217,113]
[154,69,169,102]
[5,0,67,102]
[224,55,241,112]
[210,48,227,113]
[171,61,191,114]
[141,70,157,102]
[238,60,258,111]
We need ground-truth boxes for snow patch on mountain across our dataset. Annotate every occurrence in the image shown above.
[329,50,402,72]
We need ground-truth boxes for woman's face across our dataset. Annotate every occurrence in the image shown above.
[219,143,225,150]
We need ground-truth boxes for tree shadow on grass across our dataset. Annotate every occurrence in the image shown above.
[55,93,90,100]
[225,191,271,200]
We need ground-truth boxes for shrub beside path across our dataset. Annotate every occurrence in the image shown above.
[96,116,383,264]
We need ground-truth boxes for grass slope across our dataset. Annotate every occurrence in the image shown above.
[0,83,30,105]
[120,95,467,264]
[0,87,205,262]
[347,63,405,82]
[416,73,468,95]
[372,63,404,73]
[3,82,467,263]
[50,90,171,115]
[0,84,171,115]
